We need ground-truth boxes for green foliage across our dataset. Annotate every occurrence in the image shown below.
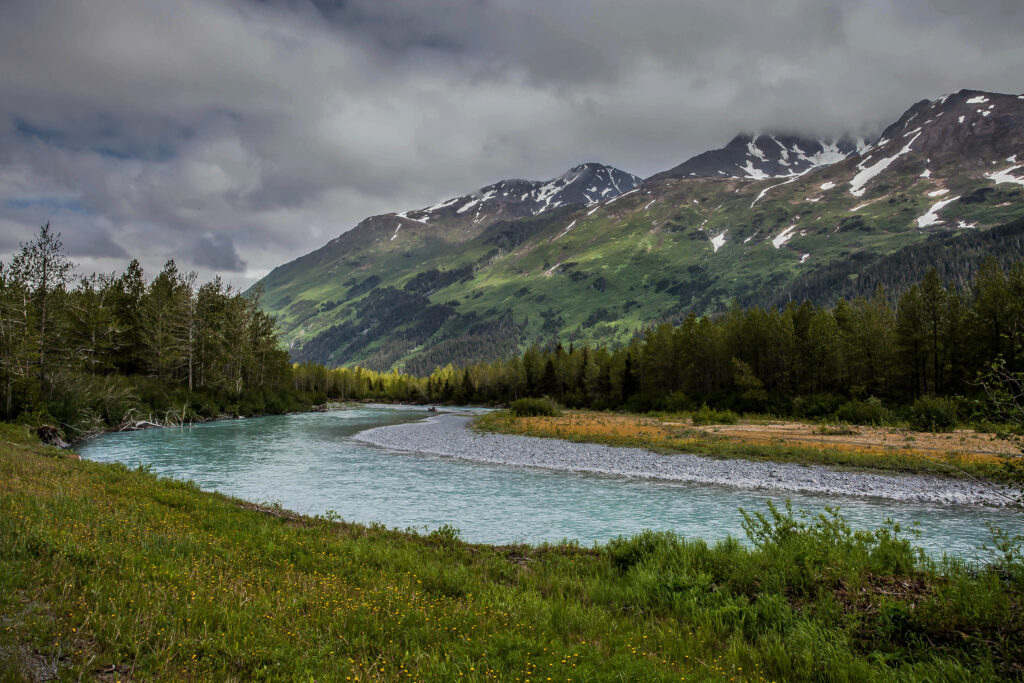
[835,397,891,426]
[606,529,684,571]
[906,395,961,432]
[0,225,306,436]
[318,262,1024,442]
[427,523,462,545]
[509,396,561,417]
[740,501,924,585]
[983,523,1024,585]
[791,394,845,418]
[691,405,739,425]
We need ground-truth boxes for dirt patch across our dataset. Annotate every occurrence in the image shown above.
[677,420,1019,461]
[504,411,1021,472]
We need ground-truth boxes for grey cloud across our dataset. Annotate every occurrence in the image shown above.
[190,233,247,272]
[0,212,128,261]
[0,0,1022,287]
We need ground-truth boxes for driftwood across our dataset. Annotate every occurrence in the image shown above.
[37,425,70,449]
[116,405,192,432]
[63,403,198,445]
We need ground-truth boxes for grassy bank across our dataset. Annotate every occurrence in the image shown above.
[475,410,1020,481]
[2,427,1022,681]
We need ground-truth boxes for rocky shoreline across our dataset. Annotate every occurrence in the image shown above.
[354,413,1018,507]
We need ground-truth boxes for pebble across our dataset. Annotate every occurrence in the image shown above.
[355,413,1018,508]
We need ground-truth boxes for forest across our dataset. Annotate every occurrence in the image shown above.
[293,259,1024,428]
[0,224,306,440]
[6,222,1024,441]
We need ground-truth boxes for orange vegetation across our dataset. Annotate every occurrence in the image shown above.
[496,411,1018,473]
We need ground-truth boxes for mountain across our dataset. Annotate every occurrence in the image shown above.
[255,89,1024,372]
[651,134,866,181]
[372,162,642,240]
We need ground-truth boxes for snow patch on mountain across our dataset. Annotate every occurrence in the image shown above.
[772,225,798,249]
[738,159,770,180]
[751,174,802,207]
[986,165,1024,187]
[399,163,641,228]
[710,230,727,252]
[849,132,921,197]
[657,134,861,182]
[917,196,961,228]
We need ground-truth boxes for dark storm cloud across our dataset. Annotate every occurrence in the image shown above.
[0,0,1022,286]
[190,233,247,272]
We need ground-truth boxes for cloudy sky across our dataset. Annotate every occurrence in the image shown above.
[1,0,1022,287]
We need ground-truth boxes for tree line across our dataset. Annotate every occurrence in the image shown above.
[302,260,1024,422]
[7,222,1024,438]
[1,224,300,437]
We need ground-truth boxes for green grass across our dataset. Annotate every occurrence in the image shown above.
[2,425,1022,680]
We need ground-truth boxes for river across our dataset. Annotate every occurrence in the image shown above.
[77,404,1024,560]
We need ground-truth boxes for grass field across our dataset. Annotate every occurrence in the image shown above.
[2,423,1022,681]
[474,410,1021,481]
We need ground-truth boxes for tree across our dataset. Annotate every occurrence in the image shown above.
[539,358,559,398]
[67,273,120,375]
[8,223,75,390]
[141,260,188,380]
[111,259,146,375]
[0,261,34,416]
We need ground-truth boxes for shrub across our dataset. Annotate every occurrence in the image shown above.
[691,405,739,426]
[740,501,923,596]
[661,390,692,413]
[606,530,683,571]
[509,397,561,417]
[906,395,960,432]
[835,397,890,426]
[428,523,462,545]
[791,393,845,418]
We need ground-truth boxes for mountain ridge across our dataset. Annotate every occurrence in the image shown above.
[255,88,1024,371]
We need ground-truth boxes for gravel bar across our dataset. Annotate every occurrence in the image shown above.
[354,413,1017,507]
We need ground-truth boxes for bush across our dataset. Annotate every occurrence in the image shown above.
[661,390,692,413]
[835,397,890,426]
[791,393,845,418]
[509,397,561,417]
[741,501,923,596]
[906,395,960,432]
[606,530,683,571]
[691,405,739,426]
[427,523,462,545]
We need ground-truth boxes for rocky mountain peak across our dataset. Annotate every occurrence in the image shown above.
[872,89,1024,167]
[385,163,641,229]
[651,133,867,182]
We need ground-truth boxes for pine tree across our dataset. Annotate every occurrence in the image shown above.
[9,223,75,391]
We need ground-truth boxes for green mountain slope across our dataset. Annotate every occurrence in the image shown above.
[256,89,1024,372]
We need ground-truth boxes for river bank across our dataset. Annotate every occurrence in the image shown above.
[4,421,1023,680]
[354,413,1018,507]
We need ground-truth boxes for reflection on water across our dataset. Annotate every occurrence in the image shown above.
[77,405,1024,560]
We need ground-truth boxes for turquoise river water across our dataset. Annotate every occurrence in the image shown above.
[77,405,1024,559]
